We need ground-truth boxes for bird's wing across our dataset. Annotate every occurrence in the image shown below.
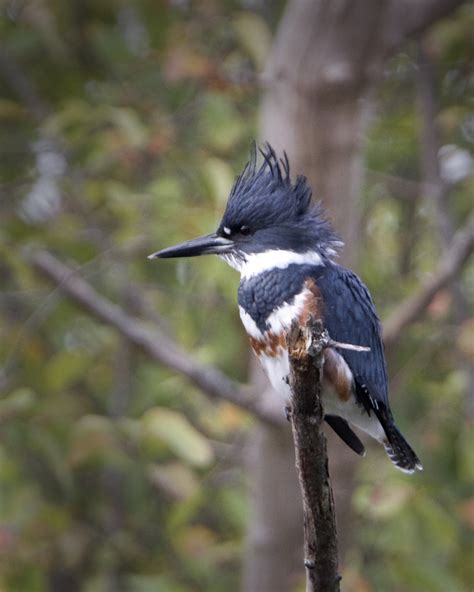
[310,264,389,410]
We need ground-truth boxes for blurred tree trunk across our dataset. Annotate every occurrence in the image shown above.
[242,1,465,590]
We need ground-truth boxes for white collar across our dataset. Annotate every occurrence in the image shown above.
[221,249,324,278]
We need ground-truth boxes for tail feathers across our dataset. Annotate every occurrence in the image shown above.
[383,422,423,474]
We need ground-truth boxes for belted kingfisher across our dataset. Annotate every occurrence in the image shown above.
[149,144,422,474]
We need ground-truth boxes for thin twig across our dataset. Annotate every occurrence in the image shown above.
[329,339,370,353]
[287,317,340,592]
[384,213,474,347]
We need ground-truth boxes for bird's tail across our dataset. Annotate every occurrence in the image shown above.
[382,421,423,474]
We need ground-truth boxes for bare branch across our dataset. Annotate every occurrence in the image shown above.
[384,214,474,346]
[287,317,340,592]
[385,0,466,54]
[29,250,283,427]
[367,170,421,202]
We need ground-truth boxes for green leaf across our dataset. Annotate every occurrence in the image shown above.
[413,495,458,550]
[392,555,464,592]
[147,462,199,500]
[458,422,474,482]
[69,415,118,466]
[141,408,214,468]
[0,388,36,422]
[108,107,148,148]
[234,12,272,70]
[201,157,235,204]
[199,94,244,152]
[45,351,91,392]
[127,574,189,592]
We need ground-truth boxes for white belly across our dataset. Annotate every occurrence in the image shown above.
[257,348,385,442]
[258,350,292,401]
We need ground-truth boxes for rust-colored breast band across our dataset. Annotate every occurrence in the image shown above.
[299,278,325,325]
[249,332,286,357]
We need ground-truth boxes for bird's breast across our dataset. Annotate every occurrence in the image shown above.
[238,283,357,409]
[239,294,307,401]
[237,271,385,439]
[238,282,323,401]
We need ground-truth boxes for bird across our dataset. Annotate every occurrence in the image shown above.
[149,143,423,474]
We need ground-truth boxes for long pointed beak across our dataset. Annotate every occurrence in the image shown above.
[148,233,234,259]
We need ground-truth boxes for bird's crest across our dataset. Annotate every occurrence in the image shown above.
[222,142,343,257]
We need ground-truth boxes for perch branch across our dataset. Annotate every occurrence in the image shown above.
[383,213,474,347]
[29,250,283,426]
[287,317,340,592]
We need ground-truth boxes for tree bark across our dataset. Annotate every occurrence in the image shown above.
[241,367,303,592]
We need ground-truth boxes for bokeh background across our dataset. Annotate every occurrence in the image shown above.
[1,1,473,591]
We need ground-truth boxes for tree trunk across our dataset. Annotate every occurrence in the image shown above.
[260,0,384,265]
[241,364,303,592]
[242,1,465,590]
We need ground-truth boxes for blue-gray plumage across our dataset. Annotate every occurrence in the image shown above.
[150,143,422,474]
[314,265,389,409]
[238,264,317,332]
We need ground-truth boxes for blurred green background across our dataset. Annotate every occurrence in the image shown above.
[0,1,473,591]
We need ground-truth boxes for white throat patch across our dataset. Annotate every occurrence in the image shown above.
[235,249,324,279]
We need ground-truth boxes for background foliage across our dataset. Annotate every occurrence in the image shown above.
[0,1,473,591]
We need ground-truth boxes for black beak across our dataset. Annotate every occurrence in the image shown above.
[148,233,234,259]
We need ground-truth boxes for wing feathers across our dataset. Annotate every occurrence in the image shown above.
[312,264,389,409]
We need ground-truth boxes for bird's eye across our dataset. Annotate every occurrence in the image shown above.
[239,225,251,236]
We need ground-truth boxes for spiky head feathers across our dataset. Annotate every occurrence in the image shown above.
[217,143,342,257]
